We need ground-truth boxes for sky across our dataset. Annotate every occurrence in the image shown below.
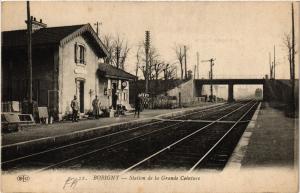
[2,1,299,80]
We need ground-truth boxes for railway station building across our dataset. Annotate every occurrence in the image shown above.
[2,22,136,120]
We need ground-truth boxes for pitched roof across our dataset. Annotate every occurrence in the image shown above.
[2,25,83,47]
[97,63,137,81]
[2,24,108,57]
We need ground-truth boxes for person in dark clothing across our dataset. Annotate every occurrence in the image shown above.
[92,95,100,119]
[71,95,79,122]
[134,94,141,118]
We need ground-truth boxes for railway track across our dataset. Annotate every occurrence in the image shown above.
[11,100,258,173]
[120,100,258,173]
[2,102,239,171]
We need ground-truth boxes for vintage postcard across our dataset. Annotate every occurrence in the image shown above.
[1,1,299,193]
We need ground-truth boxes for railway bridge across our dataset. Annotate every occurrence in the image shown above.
[194,79,266,102]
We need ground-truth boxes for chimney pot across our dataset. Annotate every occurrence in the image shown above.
[34,17,36,21]
[40,19,42,23]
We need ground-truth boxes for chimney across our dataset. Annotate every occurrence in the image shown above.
[25,16,47,33]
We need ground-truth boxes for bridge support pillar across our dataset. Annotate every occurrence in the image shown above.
[263,83,267,101]
[228,84,234,102]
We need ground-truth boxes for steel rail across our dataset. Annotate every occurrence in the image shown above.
[188,101,258,172]
[29,103,243,173]
[119,100,255,175]
[32,121,185,173]
[2,103,233,165]
[2,103,227,150]
[154,118,252,123]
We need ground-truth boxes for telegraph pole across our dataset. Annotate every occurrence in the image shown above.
[94,21,102,37]
[184,45,187,79]
[269,52,272,79]
[291,3,295,81]
[210,59,214,101]
[291,2,295,115]
[145,31,150,94]
[271,62,274,79]
[26,1,32,105]
[194,65,196,79]
[273,45,276,79]
[201,58,215,102]
[197,52,199,79]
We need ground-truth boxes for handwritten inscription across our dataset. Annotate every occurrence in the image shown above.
[63,176,86,190]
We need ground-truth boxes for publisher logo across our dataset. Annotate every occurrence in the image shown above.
[17,175,30,182]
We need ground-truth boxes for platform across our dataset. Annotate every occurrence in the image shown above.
[2,103,219,147]
[226,102,298,169]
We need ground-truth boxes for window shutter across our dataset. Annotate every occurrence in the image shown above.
[74,43,78,63]
[80,46,84,64]
[83,46,86,64]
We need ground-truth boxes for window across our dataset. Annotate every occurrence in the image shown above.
[79,45,85,63]
[74,43,86,64]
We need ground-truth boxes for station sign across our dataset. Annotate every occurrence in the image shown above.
[121,81,128,90]
[121,81,127,87]
[139,93,149,98]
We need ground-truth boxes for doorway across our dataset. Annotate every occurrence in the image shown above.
[79,81,84,113]
[112,83,117,110]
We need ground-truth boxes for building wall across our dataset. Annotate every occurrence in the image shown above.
[59,35,100,116]
[2,34,131,117]
[264,79,299,109]
[129,79,188,104]
[167,79,197,104]
[2,47,56,106]
[97,76,110,108]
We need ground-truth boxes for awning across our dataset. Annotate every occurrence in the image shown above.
[97,63,137,81]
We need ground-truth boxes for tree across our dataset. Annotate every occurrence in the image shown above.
[135,45,142,77]
[102,34,130,70]
[136,42,147,79]
[152,61,165,81]
[283,32,297,80]
[174,44,185,80]
[184,45,189,79]
[114,35,130,69]
[286,2,297,117]
[137,43,161,80]
[148,48,161,80]
[283,33,293,79]
[164,64,177,80]
[136,40,177,81]
[102,34,114,65]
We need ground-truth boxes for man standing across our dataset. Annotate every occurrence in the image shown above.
[92,95,100,119]
[134,93,141,118]
[71,95,79,122]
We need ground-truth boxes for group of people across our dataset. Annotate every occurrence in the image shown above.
[70,93,142,122]
[70,95,101,122]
